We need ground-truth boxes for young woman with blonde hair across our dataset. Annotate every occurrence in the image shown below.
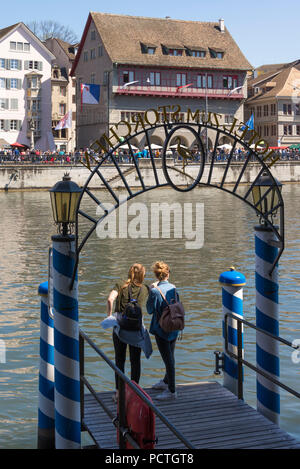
[146,261,179,401]
[106,263,151,401]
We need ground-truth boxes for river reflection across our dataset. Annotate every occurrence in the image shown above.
[0,184,299,447]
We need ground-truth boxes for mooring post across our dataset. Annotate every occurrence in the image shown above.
[37,281,55,449]
[52,234,81,449]
[255,225,280,424]
[219,267,246,398]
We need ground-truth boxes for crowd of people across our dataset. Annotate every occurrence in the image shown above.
[1,146,300,165]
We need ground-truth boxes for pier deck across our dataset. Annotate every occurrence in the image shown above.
[83,381,300,449]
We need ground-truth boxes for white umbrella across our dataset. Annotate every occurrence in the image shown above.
[169,144,188,149]
[119,144,139,150]
[250,144,264,150]
[144,144,162,150]
[217,144,233,150]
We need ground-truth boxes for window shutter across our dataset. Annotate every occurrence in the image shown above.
[10,99,18,110]
[24,61,29,70]
[18,60,22,70]
[6,78,10,90]
[38,61,43,71]
[17,79,22,90]
[17,120,22,130]
[5,59,10,70]
[5,98,9,110]
[4,119,9,131]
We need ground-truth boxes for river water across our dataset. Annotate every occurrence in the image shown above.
[0,184,299,448]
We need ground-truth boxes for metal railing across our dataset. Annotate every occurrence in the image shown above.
[79,328,195,449]
[223,312,300,401]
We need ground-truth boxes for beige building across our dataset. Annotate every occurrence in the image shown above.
[71,12,252,151]
[44,38,77,152]
[246,61,300,147]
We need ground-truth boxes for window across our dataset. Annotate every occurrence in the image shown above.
[10,59,19,70]
[17,42,23,51]
[90,49,96,60]
[207,75,213,88]
[283,125,292,135]
[0,58,5,69]
[295,104,300,115]
[0,98,8,110]
[257,106,262,118]
[283,103,292,115]
[122,70,134,84]
[271,103,276,116]
[90,73,95,84]
[0,78,5,88]
[297,125,300,135]
[223,75,238,89]
[147,47,156,55]
[60,86,66,96]
[190,50,206,57]
[27,60,42,70]
[24,43,30,52]
[59,103,66,115]
[98,46,103,57]
[271,125,277,136]
[72,94,76,104]
[263,125,269,137]
[10,99,18,110]
[10,41,16,50]
[210,49,224,59]
[0,120,3,130]
[169,49,183,56]
[225,115,234,124]
[72,79,76,88]
[83,51,88,62]
[264,105,268,117]
[176,73,186,87]
[149,72,160,86]
[10,78,18,89]
[91,30,96,40]
[10,120,17,130]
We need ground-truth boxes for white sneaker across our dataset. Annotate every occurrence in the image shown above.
[155,389,177,401]
[152,379,168,390]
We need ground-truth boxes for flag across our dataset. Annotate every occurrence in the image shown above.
[176,83,193,92]
[241,114,254,131]
[227,86,243,96]
[55,110,72,130]
[121,80,139,89]
[80,84,100,108]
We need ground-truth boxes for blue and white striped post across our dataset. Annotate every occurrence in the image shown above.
[52,234,81,449]
[219,268,246,397]
[37,281,55,449]
[255,225,280,424]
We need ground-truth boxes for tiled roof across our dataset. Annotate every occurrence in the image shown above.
[88,12,252,71]
[0,23,20,40]
[247,66,300,103]
[55,38,76,60]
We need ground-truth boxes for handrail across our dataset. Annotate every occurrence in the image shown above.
[224,312,300,401]
[79,328,195,449]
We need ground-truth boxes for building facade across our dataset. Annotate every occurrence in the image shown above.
[71,13,252,151]
[44,38,77,152]
[246,63,300,147]
[0,23,55,150]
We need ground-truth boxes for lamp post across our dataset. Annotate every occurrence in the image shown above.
[251,171,283,424]
[49,173,82,448]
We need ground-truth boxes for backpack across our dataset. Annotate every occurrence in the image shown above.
[118,285,143,331]
[156,287,185,333]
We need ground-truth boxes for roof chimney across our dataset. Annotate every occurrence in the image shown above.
[219,18,225,32]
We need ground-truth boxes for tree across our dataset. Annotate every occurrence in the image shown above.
[26,20,78,44]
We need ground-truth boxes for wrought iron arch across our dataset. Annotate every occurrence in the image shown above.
[71,121,284,287]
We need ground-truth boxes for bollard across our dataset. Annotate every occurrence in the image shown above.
[52,234,81,449]
[219,267,246,398]
[37,281,55,449]
[255,225,280,424]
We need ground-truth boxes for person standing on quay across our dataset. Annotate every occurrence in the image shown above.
[147,261,179,401]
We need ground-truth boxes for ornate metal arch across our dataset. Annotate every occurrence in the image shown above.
[71,121,284,287]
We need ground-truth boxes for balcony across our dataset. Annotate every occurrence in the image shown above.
[112,84,244,100]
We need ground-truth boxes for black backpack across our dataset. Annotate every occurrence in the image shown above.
[118,285,142,331]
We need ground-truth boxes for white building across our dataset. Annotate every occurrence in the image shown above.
[0,22,55,151]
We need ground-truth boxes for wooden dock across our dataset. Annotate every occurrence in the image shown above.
[83,381,300,449]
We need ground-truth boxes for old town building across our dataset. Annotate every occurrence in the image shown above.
[71,12,252,150]
[246,61,300,147]
[0,22,55,151]
[44,38,77,152]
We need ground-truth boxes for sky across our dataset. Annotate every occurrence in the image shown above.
[1,0,300,68]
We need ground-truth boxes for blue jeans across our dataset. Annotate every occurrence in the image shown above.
[155,335,176,393]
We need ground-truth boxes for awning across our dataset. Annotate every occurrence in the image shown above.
[10,142,27,147]
[269,146,289,150]
[288,144,300,149]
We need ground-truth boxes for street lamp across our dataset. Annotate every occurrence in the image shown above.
[251,171,282,224]
[49,173,82,236]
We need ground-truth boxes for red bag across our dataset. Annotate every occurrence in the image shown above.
[117,381,156,449]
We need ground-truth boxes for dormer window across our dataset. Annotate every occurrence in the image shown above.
[140,42,157,54]
[209,48,224,59]
[162,44,185,56]
[185,46,206,58]
[169,49,183,56]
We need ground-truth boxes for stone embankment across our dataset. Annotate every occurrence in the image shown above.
[1,159,300,190]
